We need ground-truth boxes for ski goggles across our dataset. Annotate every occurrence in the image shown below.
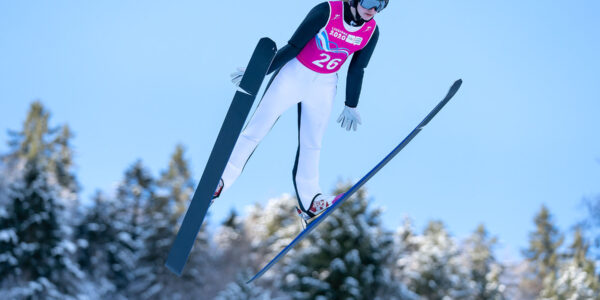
[359,0,389,12]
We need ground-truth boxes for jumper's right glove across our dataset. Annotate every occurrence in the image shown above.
[230,67,246,86]
[336,105,362,131]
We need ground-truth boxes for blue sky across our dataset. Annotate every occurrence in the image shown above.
[1,1,599,261]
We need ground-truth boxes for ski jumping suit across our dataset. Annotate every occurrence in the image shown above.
[221,1,379,212]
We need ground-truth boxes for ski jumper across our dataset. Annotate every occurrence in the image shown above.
[220,1,379,211]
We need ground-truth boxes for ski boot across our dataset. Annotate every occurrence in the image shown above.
[296,193,344,228]
[210,179,224,205]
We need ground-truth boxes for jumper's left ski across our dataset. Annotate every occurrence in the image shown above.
[247,79,463,283]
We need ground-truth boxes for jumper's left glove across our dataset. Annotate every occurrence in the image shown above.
[337,106,362,131]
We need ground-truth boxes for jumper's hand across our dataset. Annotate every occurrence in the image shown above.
[230,67,246,86]
[336,106,362,131]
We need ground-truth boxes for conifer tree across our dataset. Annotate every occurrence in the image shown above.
[215,269,271,300]
[245,193,300,262]
[395,217,419,255]
[130,146,216,299]
[461,224,506,300]
[47,125,79,206]
[131,175,170,299]
[113,160,155,296]
[568,228,596,276]
[398,220,472,299]
[582,194,600,259]
[1,160,84,299]
[5,101,51,165]
[0,101,85,298]
[231,194,300,296]
[0,165,18,281]
[521,205,563,297]
[117,160,154,243]
[4,102,79,201]
[539,228,599,299]
[103,160,154,296]
[166,145,220,298]
[183,214,218,298]
[392,217,424,300]
[74,191,126,298]
[158,144,195,222]
[280,184,404,300]
[215,209,253,284]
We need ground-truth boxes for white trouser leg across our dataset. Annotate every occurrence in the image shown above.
[221,60,302,191]
[294,75,338,210]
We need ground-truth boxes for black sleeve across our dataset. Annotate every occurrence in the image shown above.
[345,26,380,108]
[267,2,329,74]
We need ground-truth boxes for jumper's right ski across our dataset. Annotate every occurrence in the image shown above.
[247,79,463,283]
[165,38,277,276]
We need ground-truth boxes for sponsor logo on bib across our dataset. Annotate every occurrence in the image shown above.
[346,34,363,46]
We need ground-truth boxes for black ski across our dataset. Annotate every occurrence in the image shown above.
[247,79,463,283]
[165,38,277,276]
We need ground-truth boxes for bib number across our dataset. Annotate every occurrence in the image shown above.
[312,54,342,70]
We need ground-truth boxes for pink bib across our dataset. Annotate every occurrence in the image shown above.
[296,1,377,74]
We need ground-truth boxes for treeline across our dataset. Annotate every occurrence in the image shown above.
[0,102,598,299]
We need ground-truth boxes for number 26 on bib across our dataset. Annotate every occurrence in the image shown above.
[312,53,342,71]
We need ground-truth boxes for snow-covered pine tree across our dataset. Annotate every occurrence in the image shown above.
[164,145,220,298]
[244,194,301,255]
[47,125,79,208]
[582,194,600,261]
[500,260,534,300]
[280,183,405,300]
[4,102,51,165]
[1,160,84,299]
[215,210,253,289]
[0,149,19,279]
[566,228,597,285]
[158,144,195,222]
[0,154,8,198]
[112,160,155,297]
[0,161,18,282]
[130,170,170,299]
[394,217,420,255]
[521,205,564,298]
[184,214,218,298]
[215,197,296,298]
[4,102,79,206]
[223,193,300,296]
[397,220,473,299]
[391,217,426,300]
[74,191,126,299]
[539,228,599,300]
[460,224,506,300]
[215,268,272,300]
[130,145,217,299]
[117,160,154,242]
[0,101,86,299]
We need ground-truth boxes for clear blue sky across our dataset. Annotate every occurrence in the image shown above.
[1,1,599,261]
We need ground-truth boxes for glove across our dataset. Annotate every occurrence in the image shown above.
[230,67,246,86]
[336,106,362,131]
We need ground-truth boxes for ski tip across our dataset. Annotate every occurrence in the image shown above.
[445,79,463,100]
[247,266,270,284]
[257,37,277,51]
[452,79,463,89]
[246,275,258,285]
[164,261,183,277]
[258,36,275,43]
